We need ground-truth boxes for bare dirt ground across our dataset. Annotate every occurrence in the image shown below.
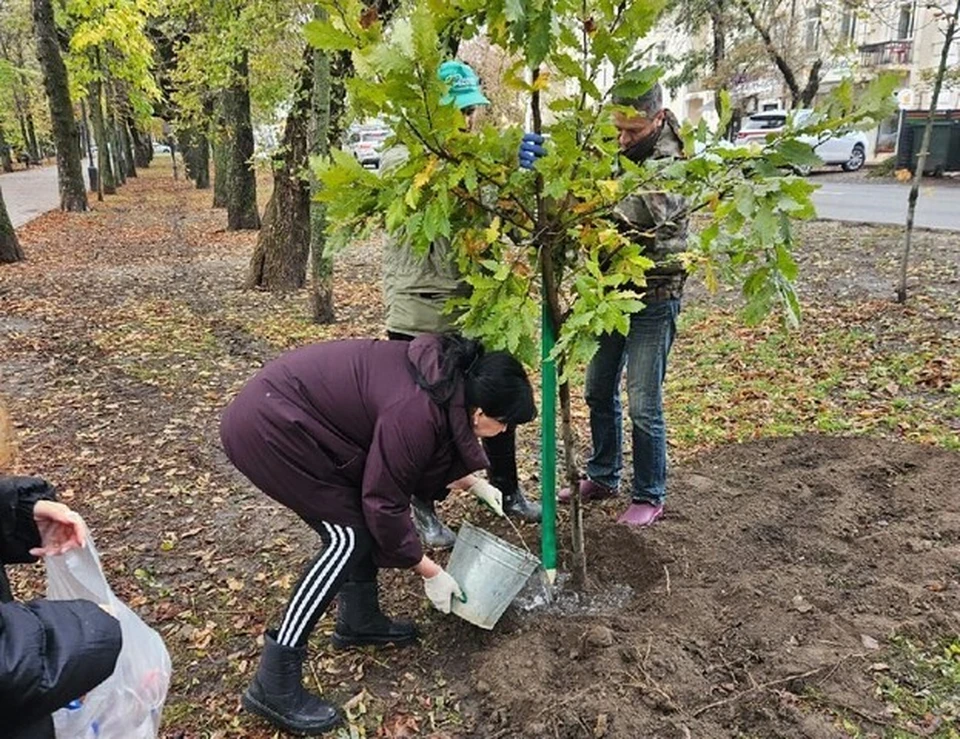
[1,164,957,738]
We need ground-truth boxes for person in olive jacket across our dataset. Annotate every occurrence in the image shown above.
[0,406,123,739]
[220,333,535,736]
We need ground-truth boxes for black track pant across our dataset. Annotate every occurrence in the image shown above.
[274,521,376,648]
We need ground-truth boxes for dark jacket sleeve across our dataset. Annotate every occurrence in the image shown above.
[0,476,56,565]
[360,401,443,569]
[0,598,122,728]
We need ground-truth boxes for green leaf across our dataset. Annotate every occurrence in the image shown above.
[304,19,357,51]
[610,65,661,101]
[777,139,821,169]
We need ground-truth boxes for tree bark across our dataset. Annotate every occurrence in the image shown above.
[898,0,959,303]
[32,0,87,211]
[0,125,13,172]
[309,25,335,323]
[0,186,24,264]
[129,120,150,168]
[88,80,116,195]
[212,137,228,207]
[107,95,126,186]
[115,89,137,179]
[25,113,40,163]
[246,47,313,290]
[193,131,210,189]
[224,51,260,230]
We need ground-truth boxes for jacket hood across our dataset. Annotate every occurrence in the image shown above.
[407,335,489,473]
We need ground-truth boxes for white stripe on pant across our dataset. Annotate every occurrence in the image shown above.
[276,521,356,647]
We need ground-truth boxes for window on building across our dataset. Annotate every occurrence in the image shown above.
[805,7,822,52]
[897,3,914,39]
[840,6,857,43]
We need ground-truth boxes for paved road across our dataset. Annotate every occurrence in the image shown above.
[1,166,61,228]
[3,163,958,232]
[811,179,960,231]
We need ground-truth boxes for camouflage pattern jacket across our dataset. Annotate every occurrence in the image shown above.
[612,113,689,301]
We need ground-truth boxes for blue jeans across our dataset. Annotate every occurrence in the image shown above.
[584,299,680,505]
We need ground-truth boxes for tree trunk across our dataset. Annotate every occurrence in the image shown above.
[532,67,587,588]
[738,0,811,108]
[108,98,126,186]
[89,80,116,195]
[0,186,24,264]
[0,126,13,172]
[18,116,30,163]
[246,48,312,290]
[32,0,87,211]
[193,131,210,189]
[224,51,260,230]
[898,0,959,303]
[116,95,137,179]
[25,113,40,163]
[212,137,229,207]
[129,120,150,168]
[309,22,335,323]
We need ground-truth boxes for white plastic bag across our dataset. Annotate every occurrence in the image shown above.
[45,523,172,739]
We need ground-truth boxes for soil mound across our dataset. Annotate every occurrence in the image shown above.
[432,435,960,738]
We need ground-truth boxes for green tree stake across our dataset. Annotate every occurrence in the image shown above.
[540,295,557,584]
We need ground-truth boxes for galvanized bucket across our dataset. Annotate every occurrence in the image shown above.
[446,521,541,629]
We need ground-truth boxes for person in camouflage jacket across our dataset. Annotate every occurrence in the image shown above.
[381,61,543,552]
[558,82,689,527]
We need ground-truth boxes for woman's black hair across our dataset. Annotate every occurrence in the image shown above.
[419,334,537,427]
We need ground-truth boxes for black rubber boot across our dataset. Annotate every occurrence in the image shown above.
[411,497,456,550]
[501,485,543,523]
[485,428,542,523]
[331,581,419,649]
[242,631,341,736]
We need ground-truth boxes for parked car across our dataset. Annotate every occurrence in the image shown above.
[735,109,868,173]
[153,142,172,155]
[344,127,390,169]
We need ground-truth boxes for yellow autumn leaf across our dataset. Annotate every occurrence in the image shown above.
[413,157,440,190]
[484,216,502,244]
[598,180,620,199]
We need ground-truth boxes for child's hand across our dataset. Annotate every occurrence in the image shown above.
[31,500,86,556]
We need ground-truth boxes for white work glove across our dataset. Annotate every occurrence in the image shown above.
[423,569,466,614]
[469,479,504,517]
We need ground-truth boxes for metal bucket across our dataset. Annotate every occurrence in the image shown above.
[446,521,541,629]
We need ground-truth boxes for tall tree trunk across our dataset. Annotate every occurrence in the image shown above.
[224,51,260,230]
[212,137,228,207]
[0,126,13,172]
[17,116,30,162]
[108,99,126,186]
[0,187,24,264]
[194,131,210,189]
[246,47,312,290]
[89,80,116,195]
[309,25,335,323]
[710,0,727,128]
[32,0,87,211]
[898,0,959,303]
[25,113,40,163]
[115,89,137,179]
[129,119,150,168]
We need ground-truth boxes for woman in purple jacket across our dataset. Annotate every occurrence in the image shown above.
[220,333,535,735]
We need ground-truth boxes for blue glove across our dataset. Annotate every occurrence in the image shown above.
[518,132,547,170]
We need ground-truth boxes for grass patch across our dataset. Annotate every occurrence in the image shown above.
[874,637,960,738]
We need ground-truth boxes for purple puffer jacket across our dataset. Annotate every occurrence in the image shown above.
[220,335,489,568]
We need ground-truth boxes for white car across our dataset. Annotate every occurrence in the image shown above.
[735,109,868,172]
[344,128,390,169]
[153,142,172,155]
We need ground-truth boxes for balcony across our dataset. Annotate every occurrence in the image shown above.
[859,40,913,68]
